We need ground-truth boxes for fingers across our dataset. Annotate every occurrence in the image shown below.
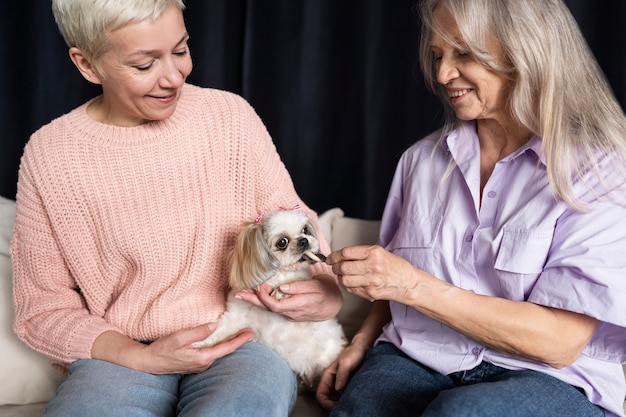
[200,328,255,358]
[233,288,267,309]
[275,278,319,295]
[258,279,342,321]
[186,322,218,345]
[326,245,385,299]
[235,275,343,321]
[333,359,352,392]
[315,357,358,410]
[316,340,369,411]
[327,245,416,303]
[145,324,255,375]
[186,328,255,373]
[315,363,340,411]
[326,245,373,265]
[326,245,386,278]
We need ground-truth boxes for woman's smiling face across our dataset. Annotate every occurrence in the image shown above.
[430,5,512,124]
[89,4,193,126]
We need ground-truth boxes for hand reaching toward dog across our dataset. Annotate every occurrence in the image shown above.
[315,338,368,410]
[233,274,342,321]
[91,325,254,375]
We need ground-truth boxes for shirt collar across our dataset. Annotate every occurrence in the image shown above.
[445,121,546,167]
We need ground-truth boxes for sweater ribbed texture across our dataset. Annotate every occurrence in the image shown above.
[11,84,329,365]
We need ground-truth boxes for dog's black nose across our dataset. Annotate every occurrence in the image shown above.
[297,237,309,250]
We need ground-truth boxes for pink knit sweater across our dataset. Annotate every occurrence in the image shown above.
[11,84,330,366]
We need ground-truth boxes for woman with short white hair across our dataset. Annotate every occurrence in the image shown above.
[12,1,342,416]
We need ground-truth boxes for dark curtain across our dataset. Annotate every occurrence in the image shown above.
[2,1,625,220]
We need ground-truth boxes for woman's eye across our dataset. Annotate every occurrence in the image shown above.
[135,62,153,71]
[174,48,188,57]
[276,237,289,250]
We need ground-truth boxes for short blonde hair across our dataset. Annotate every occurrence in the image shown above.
[52,0,185,62]
[419,0,626,209]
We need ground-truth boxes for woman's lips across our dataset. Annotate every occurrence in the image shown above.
[448,88,471,103]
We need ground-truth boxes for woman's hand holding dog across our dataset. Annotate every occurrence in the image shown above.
[91,325,254,375]
[233,274,342,321]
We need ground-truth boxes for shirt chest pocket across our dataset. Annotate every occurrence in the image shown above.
[494,228,553,299]
[386,214,442,274]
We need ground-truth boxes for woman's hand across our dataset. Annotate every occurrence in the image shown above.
[327,245,423,304]
[315,338,368,411]
[233,274,342,321]
[91,324,254,374]
[315,300,391,411]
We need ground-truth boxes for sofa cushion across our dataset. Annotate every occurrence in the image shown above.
[0,197,15,257]
[0,196,65,406]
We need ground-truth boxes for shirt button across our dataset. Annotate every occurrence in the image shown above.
[472,347,482,356]
[487,191,497,198]
[465,234,473,242]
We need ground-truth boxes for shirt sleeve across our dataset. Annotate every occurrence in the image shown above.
[529,196,626,362]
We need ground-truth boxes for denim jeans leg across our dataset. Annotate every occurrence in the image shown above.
[178,342,298,417]
[331,343,604,417]
[423,365,604,417]
[330,342,455,417]
[44,359,180,417]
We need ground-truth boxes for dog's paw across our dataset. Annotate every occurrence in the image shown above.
[297,372,320,393]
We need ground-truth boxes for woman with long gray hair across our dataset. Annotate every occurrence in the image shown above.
[317,1,626,416]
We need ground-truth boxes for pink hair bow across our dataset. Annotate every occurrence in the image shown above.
[254,204,301,223]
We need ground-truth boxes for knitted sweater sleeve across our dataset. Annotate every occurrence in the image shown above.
[11,145,120,363]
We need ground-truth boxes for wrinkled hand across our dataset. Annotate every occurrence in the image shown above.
[327,245,419,303]
[233,275,342,321]
[315,340,368,411]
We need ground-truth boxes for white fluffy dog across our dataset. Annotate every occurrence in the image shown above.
[193,209,346,388]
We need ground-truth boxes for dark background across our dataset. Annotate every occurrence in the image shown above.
[2,1,625,220]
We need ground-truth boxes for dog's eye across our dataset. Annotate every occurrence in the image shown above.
[302,226,310,235]
[276,237,289,250]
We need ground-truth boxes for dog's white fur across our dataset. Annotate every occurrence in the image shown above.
[192,209,346,388]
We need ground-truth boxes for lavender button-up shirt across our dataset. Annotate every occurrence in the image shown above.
[377,121,626,417]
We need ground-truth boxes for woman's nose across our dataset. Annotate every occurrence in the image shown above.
[159,58,185,87]
[437,56,460,85]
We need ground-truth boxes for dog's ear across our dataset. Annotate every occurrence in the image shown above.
[306,219,318,238]
[229,221,280,291]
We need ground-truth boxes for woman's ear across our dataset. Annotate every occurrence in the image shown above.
[68,47,102,85]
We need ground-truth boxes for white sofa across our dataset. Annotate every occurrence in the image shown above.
[0,197,379,417]
[1,196,624,416]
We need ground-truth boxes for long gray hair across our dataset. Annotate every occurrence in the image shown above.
[419,0,626,209]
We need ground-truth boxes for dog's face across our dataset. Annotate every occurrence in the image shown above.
[263,209,320,267]
[229,209,323,291]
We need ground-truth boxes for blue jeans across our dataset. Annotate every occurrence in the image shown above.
[44,342,297,417]
[331,342,604,417]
